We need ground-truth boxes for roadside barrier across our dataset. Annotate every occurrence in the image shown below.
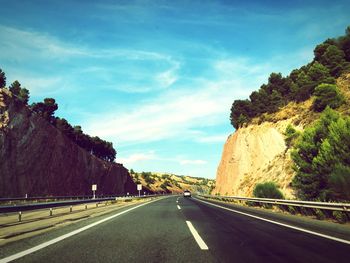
[198,194,350,212]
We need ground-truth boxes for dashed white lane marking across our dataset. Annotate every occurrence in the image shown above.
[177,205,181,210]
[194,198,350,245]
[0,198,164,263]
[186,221,209,250]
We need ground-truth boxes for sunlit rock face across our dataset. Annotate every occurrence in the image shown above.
[213,121,295,198]
[0,88,135,197]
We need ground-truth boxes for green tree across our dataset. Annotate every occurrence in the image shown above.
[293,71,314,101]
[55,118,74,139]
[9,80,30,104]
[338,26,350,62]
[31,98,58,123]
[253,182,284,199]
[313,84,344,112]
[291,108,342,200]
[0,68,6,88]
[18,88,30,104]
[307,62,335,85]
[9,80,21,95]
[316,44,348,77]
[230,99,253,129]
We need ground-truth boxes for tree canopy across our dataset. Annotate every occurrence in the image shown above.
[291,108,350,201]
[0,67,117,163]
[230,26,350,129]
[0,69,6,88]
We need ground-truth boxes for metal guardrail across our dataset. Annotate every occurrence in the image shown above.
[0,195,161,213]
[0,195,123,202]
[198,194,350,212]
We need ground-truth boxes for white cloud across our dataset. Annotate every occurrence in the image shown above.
[117,151,156,165]
[155,61,180,88]
[0,25,87,60]
[83,55,278,144]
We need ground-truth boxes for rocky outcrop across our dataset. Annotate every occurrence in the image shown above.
[213,120,295,198]
[213,73,350,198]
[0,88,136,197]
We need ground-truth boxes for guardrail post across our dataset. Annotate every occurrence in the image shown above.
[18,211,22,222]
[50,208,53,216]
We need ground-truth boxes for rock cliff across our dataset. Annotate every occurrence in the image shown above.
[0,88,136,197]
[213,120,295,198]
[213,73,350,198]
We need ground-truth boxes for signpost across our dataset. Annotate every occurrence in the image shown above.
[137,184,142,197]
[92,184,97,199]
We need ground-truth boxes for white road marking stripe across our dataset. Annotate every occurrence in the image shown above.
[177,205,181,210]
[186,221,209,250]
[194,198,350,245]
[0,198,164,263]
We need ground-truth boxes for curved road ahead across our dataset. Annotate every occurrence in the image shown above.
[0,196,349,263]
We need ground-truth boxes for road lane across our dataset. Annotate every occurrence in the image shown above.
[180,197,350,263]
[1,195,349,263]
[2,196,214,263]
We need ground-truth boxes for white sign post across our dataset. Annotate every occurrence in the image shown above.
[92,184,97,199]
[137,184,142,197]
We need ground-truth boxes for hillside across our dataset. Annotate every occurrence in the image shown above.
[129,170,215,194]
[213,73,350,198]
[0,88,136,197]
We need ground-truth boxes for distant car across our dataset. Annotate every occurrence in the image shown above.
[183,190,191,197]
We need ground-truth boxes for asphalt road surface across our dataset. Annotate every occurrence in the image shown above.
[0,196,349,263]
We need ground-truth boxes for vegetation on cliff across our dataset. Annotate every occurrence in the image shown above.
[230,26,350,129]
[129,169,215,194]
[227,26,350,202]
[291,108,350,201]
[0,69,116,162]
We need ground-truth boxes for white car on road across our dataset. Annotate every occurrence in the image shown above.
[183,190,191,197]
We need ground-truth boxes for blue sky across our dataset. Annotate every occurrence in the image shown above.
[0,0,349,178]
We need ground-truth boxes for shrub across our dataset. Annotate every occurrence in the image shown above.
[314,209,326,220]
[288,205,297,215]
[332,211,348,223]
[313,83,344,112]
[253,182,284,199]
[284,124,300,147]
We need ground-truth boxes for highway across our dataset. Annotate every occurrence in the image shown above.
[0,196,349,263]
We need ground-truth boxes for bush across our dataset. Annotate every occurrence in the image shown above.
[287,205,297,215]
[314,209,326,220]
[253,182,284,199]
[284,124,300,147]
[313,83,344,112]
[332,211,348,223]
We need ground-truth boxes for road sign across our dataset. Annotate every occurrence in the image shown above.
[137,184,142,191]
[92,184,97,199]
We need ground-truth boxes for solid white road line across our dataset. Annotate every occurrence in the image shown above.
[0,198,165,263]
[186,221,209,250]
[194,197,350,245]
[177,205,181,210]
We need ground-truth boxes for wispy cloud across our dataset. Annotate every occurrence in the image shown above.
[83,55,277,144]
[0,25,87,60]
[117,151,156,165]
